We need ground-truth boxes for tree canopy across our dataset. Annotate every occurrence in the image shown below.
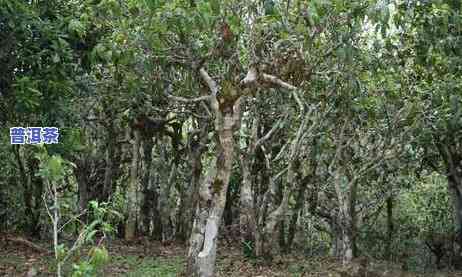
[1,0,462,276]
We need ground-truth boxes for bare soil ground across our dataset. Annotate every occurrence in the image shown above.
[1,235,461,277]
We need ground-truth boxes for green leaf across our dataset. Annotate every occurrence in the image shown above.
[209,0,220,15]
[85,229,98,242]
[52,53,61,63]
[89,246,110,267]
[68,19,86,37]
[48,156,64,179]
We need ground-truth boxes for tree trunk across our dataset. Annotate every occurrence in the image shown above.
[437,144,462,242]
[223,181,237,227]
[177,152,203,241]
[30,172,43,235]
[74,160,88,226]
[239,115,264,255]
[286,174,312,252]
[0,188,6,231]
[449,176,462,238]
[140,136,154,235]
[333,170,357,264]
[125,130,141,241]
[448,175,462,269]
[330,221,343,257]
[342,226,355,263]
[239,155,256,252]
[177,125,207,242]
[337,192,357,264]
[385,196,394,260]
[258,170,291,259]
[74,154,95,226]
[50,179,62,277]
[276,178,286,252]
[254,152,270,258]
[186,99,239,277]
[278,220,286,252]
[151,169,163,240]
[102,126,116,201]
[160,162,176,241]
[256,111,309,258]
[14,146,43,236]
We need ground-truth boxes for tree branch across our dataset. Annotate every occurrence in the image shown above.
[261,73,297,90]
[199,68,219,96]
[163,81,211,103]
[240,66,259,87]
[255,113,288,148]
[165,93,212,103]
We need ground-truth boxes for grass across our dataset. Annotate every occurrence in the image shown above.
[111,255,184,277]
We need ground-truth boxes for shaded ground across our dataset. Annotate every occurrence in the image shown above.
[1,235,461,276]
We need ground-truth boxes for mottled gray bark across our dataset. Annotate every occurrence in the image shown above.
[184,65,297,276]
[286,175,310,252]
[102,124,116,201]
[140,136,154,235]
[330,220,343,257]
[177,155,202,241]
[256,109,311,258]
[239,116,259,252]
[332,167,357,264]
[239,155,255,249]
[329,121,390,264]
[160,162,177,241]
[125,129,141,241]
[178,126,208,241]
[239,108,287,256]
[186,99,240,277]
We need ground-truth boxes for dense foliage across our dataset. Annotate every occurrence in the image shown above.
[1,0,462,276]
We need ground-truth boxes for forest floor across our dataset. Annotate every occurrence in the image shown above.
[1,235,462,277]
